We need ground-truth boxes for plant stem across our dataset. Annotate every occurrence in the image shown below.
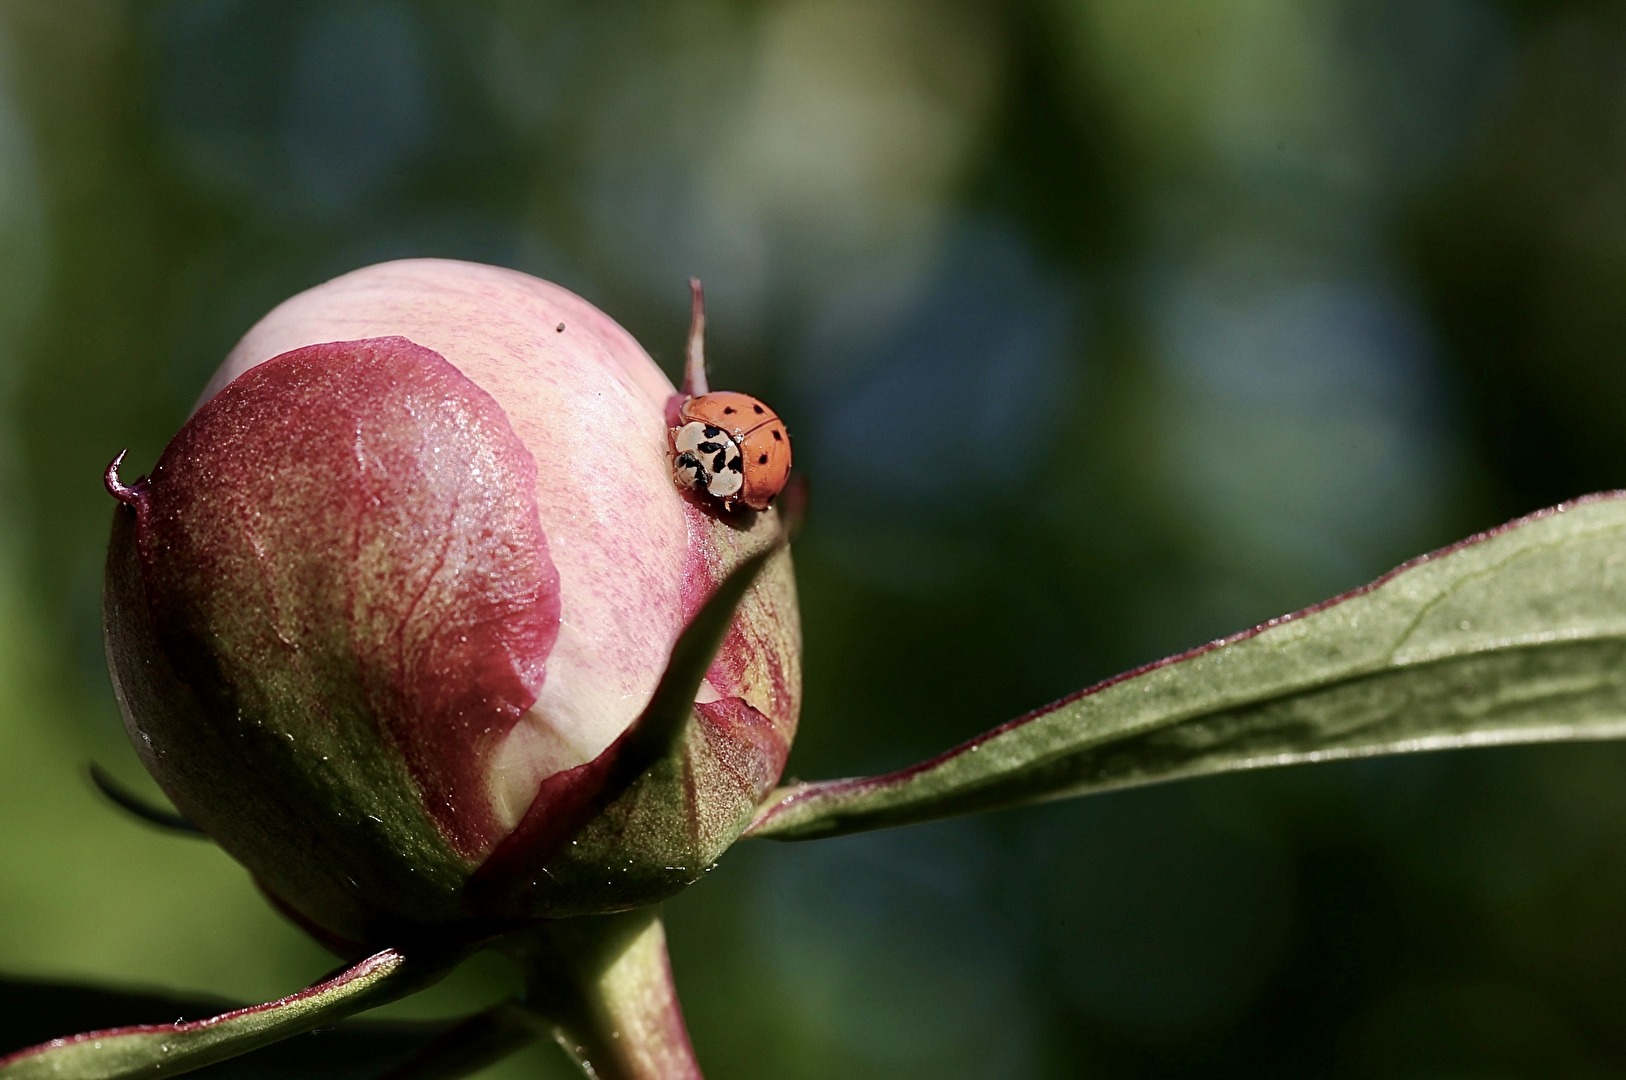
[503,909,703,1080]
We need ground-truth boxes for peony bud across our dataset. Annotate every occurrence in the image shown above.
[102,259,800,948]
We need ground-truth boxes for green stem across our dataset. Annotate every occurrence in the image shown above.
[503,909,703,1080]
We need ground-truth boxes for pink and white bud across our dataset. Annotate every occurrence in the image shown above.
[102,260,800,947]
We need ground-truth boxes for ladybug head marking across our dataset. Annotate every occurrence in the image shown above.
[672,420,744,501]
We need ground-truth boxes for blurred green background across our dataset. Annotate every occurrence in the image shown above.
[4,1,1626,1076]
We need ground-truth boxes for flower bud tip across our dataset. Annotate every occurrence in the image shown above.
[682,278,709,398]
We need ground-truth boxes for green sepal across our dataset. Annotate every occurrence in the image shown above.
[469,535,792,920]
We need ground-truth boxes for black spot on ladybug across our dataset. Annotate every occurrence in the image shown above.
[728,455,743,473]
[723,406,736,414]
[771,429,783,441]
[704,425,721,438]
[757,453,768,464]
[698,441,722,453]
[753,404,764,414]
[712,450,728,472]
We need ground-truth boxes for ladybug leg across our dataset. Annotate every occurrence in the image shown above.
[682,277,710,397]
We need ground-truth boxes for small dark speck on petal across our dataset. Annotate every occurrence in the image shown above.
[556,323,566,332]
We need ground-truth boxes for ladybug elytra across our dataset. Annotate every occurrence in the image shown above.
[668,281,792,511]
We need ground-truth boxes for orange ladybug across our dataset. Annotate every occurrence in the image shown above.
[669,281,793,511]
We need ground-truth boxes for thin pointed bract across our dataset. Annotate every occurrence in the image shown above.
[749,493,1626,841]
[682,278,708,398]
[87,763,206,837]
[375,1002,540,1080]
[0,948,456,1080]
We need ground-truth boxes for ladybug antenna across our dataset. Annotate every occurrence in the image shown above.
[683,277,709,397]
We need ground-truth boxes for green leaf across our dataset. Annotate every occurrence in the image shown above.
[748,494,1626,841]
[0,968,535,1080]
[0,948,455,1079]
[0,974,450,1078]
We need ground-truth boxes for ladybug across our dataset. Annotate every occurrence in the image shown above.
[672,392,792,510]
[669,280,792,511]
